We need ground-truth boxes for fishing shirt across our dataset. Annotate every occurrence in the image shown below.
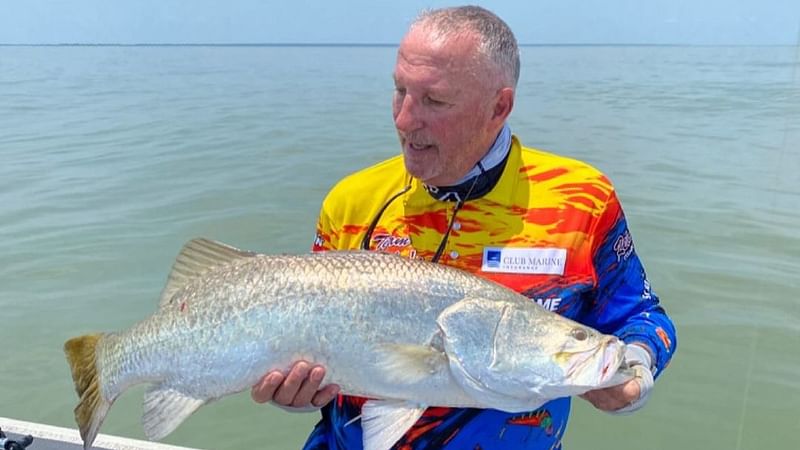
[305,136,677,450]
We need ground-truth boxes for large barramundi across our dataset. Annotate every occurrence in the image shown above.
[65,238,632,450]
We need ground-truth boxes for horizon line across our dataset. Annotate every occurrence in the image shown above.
[0,42,795,48]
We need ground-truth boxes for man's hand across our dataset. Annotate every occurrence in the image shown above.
[581,343,655,414]
[251,361,340,409]
[580,377,641,411]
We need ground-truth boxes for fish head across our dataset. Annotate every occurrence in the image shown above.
[551,326,627,390]
[482,297,627,394]
[437,296,628,409]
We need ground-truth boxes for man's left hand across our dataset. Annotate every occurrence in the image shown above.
[580,343,655,414]
[580,377,641,411]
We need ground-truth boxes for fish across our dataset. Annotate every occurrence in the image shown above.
[64,238,632,450]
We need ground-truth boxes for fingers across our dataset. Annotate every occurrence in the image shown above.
[290,365,325,407]
[580,378,641,412]
[251,371,284,404]
[580,390,624,411]
[271,361,313,406]
[311,383,340,407]
[610,363,654,415]
[250,361,339,408]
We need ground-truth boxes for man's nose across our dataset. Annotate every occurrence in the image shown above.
[394,95,423,133]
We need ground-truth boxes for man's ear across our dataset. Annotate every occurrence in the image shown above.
[492,87,515,123]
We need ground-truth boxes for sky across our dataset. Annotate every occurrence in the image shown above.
[1,0,799,45]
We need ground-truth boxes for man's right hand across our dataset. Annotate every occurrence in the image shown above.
[251,360,340,408]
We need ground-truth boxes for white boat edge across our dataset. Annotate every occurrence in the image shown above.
[0,416,200,450]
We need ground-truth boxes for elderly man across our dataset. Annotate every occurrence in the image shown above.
[252,6,676,449]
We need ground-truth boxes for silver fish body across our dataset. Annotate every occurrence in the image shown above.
[65,239,630,450]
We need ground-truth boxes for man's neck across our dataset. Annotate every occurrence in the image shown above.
[423,123,512,202]
[451,123,511,186]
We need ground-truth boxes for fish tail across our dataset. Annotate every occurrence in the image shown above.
[64,333,113,450]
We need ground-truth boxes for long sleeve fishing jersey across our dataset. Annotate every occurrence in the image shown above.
[304,135,677,450]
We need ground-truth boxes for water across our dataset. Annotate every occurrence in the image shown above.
[1,45,798,450]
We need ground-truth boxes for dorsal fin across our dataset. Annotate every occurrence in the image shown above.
[158,238,257,307]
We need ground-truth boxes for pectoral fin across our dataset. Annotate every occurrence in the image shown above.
[373,343,448,385]
[361,399,426,450]
[142,385,206,440]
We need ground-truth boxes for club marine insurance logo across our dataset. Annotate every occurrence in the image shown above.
[486,249,502,268]
[482,247,567,275]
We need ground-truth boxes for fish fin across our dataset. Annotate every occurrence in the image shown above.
[361,399,426,450]
[64,334,113,450]
[142,385,206,440]
[159,238,257,307]
[374,343,448,384]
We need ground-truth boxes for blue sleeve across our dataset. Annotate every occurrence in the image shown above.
[582,193,677,378]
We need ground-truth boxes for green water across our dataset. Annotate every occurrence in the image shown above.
[1,45,798,449]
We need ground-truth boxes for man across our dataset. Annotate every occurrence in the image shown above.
[252,6,676,449]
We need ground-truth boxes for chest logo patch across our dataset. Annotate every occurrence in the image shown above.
[482,247,567,275]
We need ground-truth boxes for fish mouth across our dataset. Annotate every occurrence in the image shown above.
[561,338,624,385]
[597,339,625,384]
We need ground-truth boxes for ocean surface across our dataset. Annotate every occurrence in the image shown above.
[0,45,798,450]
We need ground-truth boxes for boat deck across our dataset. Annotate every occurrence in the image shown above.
[0,417,199,450]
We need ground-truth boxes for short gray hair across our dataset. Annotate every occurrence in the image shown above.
[411,6,520,88]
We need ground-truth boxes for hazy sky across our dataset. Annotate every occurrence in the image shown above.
[2,0,799,45]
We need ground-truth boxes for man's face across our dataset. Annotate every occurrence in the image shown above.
[393,27,504,186]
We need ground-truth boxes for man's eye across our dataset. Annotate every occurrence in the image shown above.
[394,87,407,96]
[424,96,446,106]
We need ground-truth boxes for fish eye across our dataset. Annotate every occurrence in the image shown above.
[571,328,588,341]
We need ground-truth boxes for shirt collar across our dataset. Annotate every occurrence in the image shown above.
[405,135,523,208]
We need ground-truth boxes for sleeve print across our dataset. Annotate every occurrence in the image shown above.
[311,204,339,252]
[583,191,677,378]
